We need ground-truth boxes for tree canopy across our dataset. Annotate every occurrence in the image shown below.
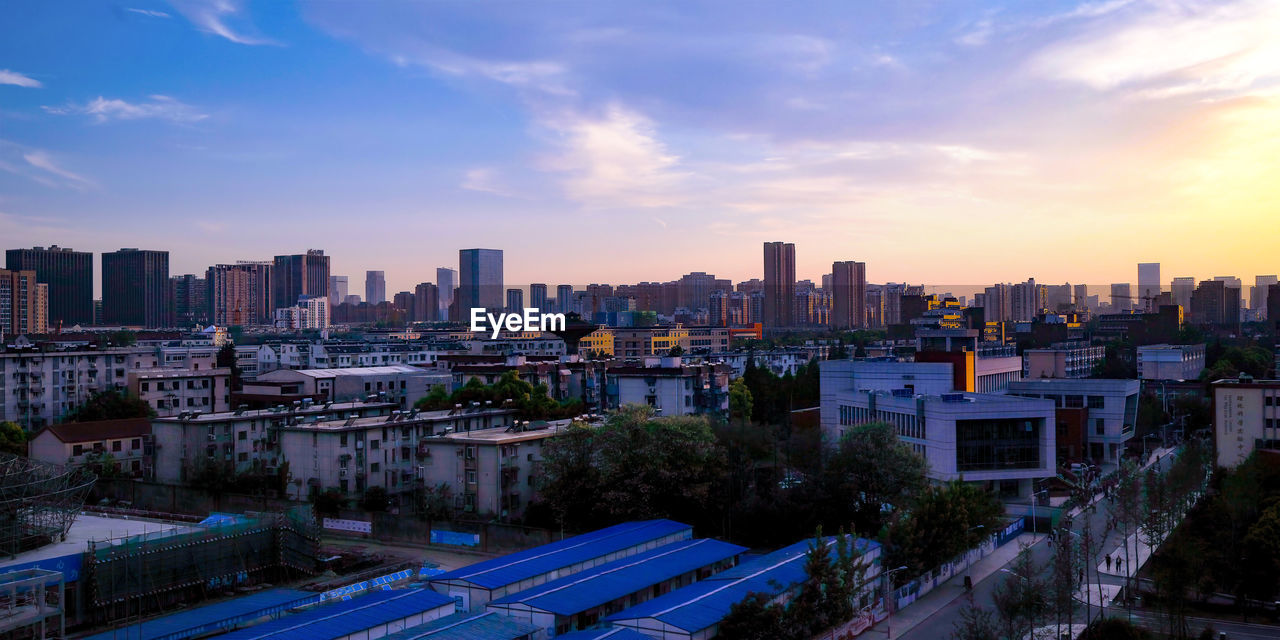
[414,371,584,420]
[0,422,28,456]
[63,390,155,423]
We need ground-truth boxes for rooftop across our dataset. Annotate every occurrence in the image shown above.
[280,408,516,433]
[0,514,193,573]
[489,538,747,616]
[379,610,539,640]
[36,417,151,443]
[128,368,231,379]
[262,365,436,378]
[431,520,692,590]
[213,589,454,640]
[555,629,655,640]
[152,401,398,424]
[80,588,317,640]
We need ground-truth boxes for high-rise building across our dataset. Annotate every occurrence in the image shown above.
[677,272,720,312]
[1215,276,1243,324]
[506,288,524,313]
[272,250,329,310]
[1191,279,1237,327]
[392,291,414,316]
[459,249,503,313]
[207,262,273,326]
[6,245,93,328]
[1171,277,1195,315]
[1252,276,1278,318]
[1138,263,1161,310]
[1072,284,1089,309]
[1110,283,1132,312]
[983,283,1012,322]
[1267,284,1280,330]
[365,270,386,305]
[0,269,45,337]
[413,282,438,323]
[1011,278,1047,321]
[436,267,457,321]
[763,241,795,328]
[170,274,208,326]
[831,261,866,329]
[529,283,548,311]
[102,249,170,328]
[556,284,575,314]
[329,275,348,307]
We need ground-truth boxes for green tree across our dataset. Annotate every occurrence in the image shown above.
[718,592,787,640]
[63,390,155,422]
[885,481,1003,580]
[667,345,685,357]
[0,421,27,456]
[535,422,604,531]
[729,378,753,426]
[823,422,929,535]
[414,385,450,411]
[951,595,999,640]
[992,546,1046,640]
[216,343,243,391]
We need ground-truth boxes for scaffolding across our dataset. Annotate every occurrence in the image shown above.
[0,453,96,559]
[83,507,319,626]
[0,568,65,639]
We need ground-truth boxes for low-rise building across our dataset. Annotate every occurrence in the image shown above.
[127,367,232,417]
[1137,343,1205,381]
[249,365,451,409]
[1212,377,1280,468]
[601,358,730,418]
[27,417,153,477]
[1007,378,1139,466]
[1023,342,1105,379]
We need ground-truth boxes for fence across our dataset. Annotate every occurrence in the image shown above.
[890,517,1026,611]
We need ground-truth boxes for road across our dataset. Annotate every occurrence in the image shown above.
[892,452,1242,640]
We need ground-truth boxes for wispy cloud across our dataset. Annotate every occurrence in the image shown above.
[23,151,94,187]
[0,69,42,88]
[0,141,95,190]
[460,167,515,196]
[127,7,171,18]
[1027,0,1280,98]
[43,95,209,123]
[169,0,281,46]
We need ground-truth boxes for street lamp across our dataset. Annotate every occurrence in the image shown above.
[883,565,909,639]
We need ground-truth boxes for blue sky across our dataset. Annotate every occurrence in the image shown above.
[3,1,1279,295]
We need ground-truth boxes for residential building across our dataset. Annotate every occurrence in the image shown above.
[27,417,153,477]
[1110,283,1132,313]
[437,268,458,321]
[208,262,273,326]
[601,358,730,418]
[1010,279,1047,321]
[1023,342,1105,379]
[128,367,232,417]
[1072,284,1089,310]
[102,248,170,328]
[0,269,44,337]
[366,270,386,305]
[1191,279,1235,327]
[149,400,399,485]
[329,275,348,307]
[274,296,329,330]
[763,241,795,328]
[414,282,439,323]
[1007,378,1139,465]
[459,249,504,314]
[1137,344,1206,381]
[272,250,329,311]
[249,365,449,409]
[170,274,208,326]
[1170,277,1195,315]
[1213,378,1280,468]
[5,245,93,327]
[529,284,548,311]
[506,288,524,313]
[1252,276,1279,320]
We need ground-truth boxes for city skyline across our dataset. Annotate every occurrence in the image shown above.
[3,1,1279,291]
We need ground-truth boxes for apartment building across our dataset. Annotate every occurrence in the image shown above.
[27,417,153,477]
[1137,343,1206,381]
[127,367,232,417]
[1023,342,1105,379]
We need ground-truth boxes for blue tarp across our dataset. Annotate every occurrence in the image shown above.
[213,589,454,640]
[430,519,691,590]
[82,588,318,640]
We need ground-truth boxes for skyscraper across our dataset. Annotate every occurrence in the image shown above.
[1138,263,1161,310]
[170,274,208,326]
[1171,277,1195,315]
[1110,283,1132,312]
[556,284,574,314]
[413,282,438,323]
[831,261,866,329]
[1253,276,1279,320]
[763,241,795,328]
[272,250,329,310]
[207,262,273,326]
[365,270,386,305]
[506,288,524,313]
[1192,279,1232,326]
[436,267,457,321]
[529,283,548,311]
[5,245,93,327]
[329,275,348,307]
[0,269,45,336]
[459,249,503,313]
[1072,284,1089,309]
[102,248,170,328]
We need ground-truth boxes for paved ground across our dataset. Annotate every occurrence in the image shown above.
[319,535,496,572]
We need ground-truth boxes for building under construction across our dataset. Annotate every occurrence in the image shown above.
[0,453,95,558]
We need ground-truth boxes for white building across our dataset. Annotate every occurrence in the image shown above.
[1212,378,1280,468]
[1137,344,1205,381]
[27,417,153,477]
[0,343,162,429]
[274,296,329,330]
[1023,343,1105,379]
[249,365,450,409]
[1007,378,1140,465]
[127,367,232,417]
[601,358,730,418]
[825,388,1055,496]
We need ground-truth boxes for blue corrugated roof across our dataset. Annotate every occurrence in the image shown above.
[380,610,540,640]
[213,589,455,640]
[430,520,691,590]
[555,628,655,640]
[82,588,318,640]
[489,538,746,616]
[605,537,880,635]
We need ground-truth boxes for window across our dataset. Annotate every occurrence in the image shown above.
[140,382,149,392]
[340,433,348,447]
[73,444,83,456]
[956,418,1042,472]
[1088,396,1105,409]
[1065,395,1084,408]
[112,440,122,452]
[467,470,477,484]
[237,452,248,462]
[131,438,141,449]
[371,462,380,472]
[238,431,247,440]
[370,439,380,450]
[1095,419,1106,436]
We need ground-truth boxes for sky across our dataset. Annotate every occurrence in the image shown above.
[2,0,1279,296]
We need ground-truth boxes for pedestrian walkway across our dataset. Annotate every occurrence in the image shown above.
[1098,531,1153,578]
[865,535,1039,637]
[1074,582,1121,607]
